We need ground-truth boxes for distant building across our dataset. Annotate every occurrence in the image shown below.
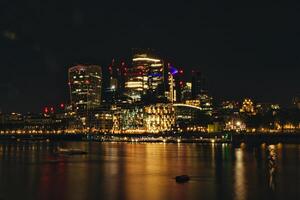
[112,103,175,133]
[224,118,246,132]
[88,105,114,133]
[293,96,300,109]
[173,103,208,127]
[68,65,102,112]
[125,50,165,101]
[185,99,200,107]
[165,65,177,102]
[221,101,240,110]
[190,70,213,114]
[0,113,66,133]
[256,103,280,115]
[144,104,175,133]
[199,93,213,116]
[105,59,127,103]
[181,82,192,101]
[191,70,204,99]
[118,104,145,133]
[240,98,256,115]
[165,65,184,103]
[0,113,24,130]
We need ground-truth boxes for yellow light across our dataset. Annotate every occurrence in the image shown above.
[133,58,161,62]
[150,63,163,67]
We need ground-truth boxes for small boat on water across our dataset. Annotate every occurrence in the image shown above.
[57,147,87,155]
[175,175,190,183]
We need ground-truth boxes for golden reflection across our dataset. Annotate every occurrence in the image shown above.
[267,145,277,191]
[234,149,246,200]
[106,143,191,200]
[0,142,298,200]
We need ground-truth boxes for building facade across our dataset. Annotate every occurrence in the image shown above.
[191,70,203,98]
[144,104,175,133]
[68,65,102,112]
[125,51,165,101]
[112,103,175,133]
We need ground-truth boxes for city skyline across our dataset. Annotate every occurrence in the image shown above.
[1,2,300,200]
[0,50,298,113]
[1,1,300,112]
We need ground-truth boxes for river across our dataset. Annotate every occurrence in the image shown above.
[0,141,299,200]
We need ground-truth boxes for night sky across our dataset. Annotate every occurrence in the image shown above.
[1,0,299,112]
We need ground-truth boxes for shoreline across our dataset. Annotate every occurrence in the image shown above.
[0,132,299,144]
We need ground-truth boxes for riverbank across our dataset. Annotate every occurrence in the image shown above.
[0,132,299,144]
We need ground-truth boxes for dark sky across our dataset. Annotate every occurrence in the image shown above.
[0,0,299,112]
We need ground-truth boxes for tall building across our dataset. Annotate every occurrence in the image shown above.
[165,65,185,103]
[68,65,102,111]
[105,59,127,103]
[174,69,184,103]
[190,70,212,115]
[165,65,184,103]
[125,51,165,101]
[165,65,177,103]
[181,82,192,101]
[191,70,204,98]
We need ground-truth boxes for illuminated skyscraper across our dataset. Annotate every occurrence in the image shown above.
[181,82,192,101]
[165,65,183,103]
[68,65,102,111]
[166,70,176,103]
[125,51,165,101]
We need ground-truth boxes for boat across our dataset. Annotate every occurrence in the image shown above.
[175,175,190,183]
[57,147,87,155]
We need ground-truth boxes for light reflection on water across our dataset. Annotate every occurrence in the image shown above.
[0,141,299,200]
[234,149,246,200]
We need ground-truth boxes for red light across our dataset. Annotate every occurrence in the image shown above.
[85,80,90,84]
[179,70,183,74]
[50,107,54,112]
[60,103,64,108]
[44,107,48,113]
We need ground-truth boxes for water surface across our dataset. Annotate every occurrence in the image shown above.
[0,141,299,200]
